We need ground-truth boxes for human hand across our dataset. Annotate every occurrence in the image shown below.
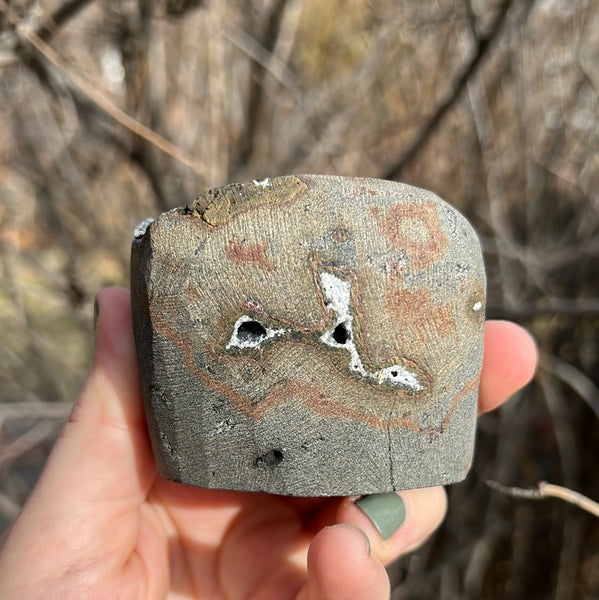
[0,287,537,599]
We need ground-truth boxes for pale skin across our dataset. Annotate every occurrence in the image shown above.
[0,288,538,600]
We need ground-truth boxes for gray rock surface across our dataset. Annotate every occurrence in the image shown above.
[130,175,486,496]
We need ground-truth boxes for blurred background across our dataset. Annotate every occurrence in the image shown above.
[0,0,597,597]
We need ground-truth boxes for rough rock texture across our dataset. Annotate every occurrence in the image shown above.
[130,175,486,496]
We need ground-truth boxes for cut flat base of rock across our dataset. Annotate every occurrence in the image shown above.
[131,175,486,496]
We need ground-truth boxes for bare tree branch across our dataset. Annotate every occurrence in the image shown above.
[488,480,599,518]
[0,421,61,470]
[36,0,95,42]
[487,298,599,320]
[0,0,208,177]
[540,352,599,421]
[228,0,291,173]
[381,0,515,181]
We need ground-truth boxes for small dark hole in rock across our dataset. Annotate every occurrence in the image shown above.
[332,322,350,344]
[255,449,284,468]
[237,320,267,344]
[390,370,398,377]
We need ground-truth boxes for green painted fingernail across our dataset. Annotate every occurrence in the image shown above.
[356,492,406,540]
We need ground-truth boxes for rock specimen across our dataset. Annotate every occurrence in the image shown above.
[130,175,486,496]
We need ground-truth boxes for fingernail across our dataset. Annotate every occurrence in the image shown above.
[93,296,100,330]
[340,522,371,556]
[356,492,406,540]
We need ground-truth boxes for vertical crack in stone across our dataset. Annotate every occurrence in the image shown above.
[387,397,398,488]
[388,425,394,488]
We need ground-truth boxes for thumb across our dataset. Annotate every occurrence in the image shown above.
[298,523,390,600]
[33,287,155,510]
[0,288,156,580]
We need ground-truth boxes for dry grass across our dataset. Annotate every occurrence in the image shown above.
[0,0,598,597]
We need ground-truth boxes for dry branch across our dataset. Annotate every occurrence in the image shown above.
[0,0,207,177]
[35,0,95,42]
[0,402,72,424]
[540,353,599,421]
[487,480,599,518]
[381,0,515,180]
[0,421,61,470]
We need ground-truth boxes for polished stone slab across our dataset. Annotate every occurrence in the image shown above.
[131,175,486,496]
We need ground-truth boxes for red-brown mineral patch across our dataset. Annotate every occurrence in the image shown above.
[371,201,449,271]
[225,237,274,272]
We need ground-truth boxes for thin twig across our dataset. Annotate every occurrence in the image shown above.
[540,353,599,421]
[221,22,303,104]
[35,0,95,42]
[227,0,292,170]
[0,401,72,424]
[487,480,599,518]
[0,491,20,523]
[381,0,514,180]
[486,299,599,319]
[0,421,61,469]
[0,0,207,177]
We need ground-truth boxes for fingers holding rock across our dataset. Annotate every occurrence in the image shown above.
[337,486,448,565]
